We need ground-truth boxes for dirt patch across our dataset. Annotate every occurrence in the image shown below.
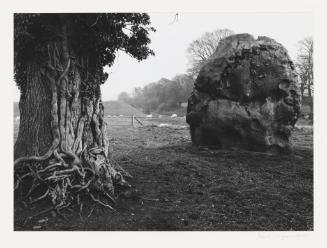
[14,117,313,231]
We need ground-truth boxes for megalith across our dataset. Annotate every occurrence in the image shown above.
[186,34,301,152]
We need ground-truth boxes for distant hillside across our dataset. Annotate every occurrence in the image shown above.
[13,100,145,117]
[102,101,145,117]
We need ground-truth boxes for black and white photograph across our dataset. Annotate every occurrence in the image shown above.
[12,11,314,231]
[3,0,327,244]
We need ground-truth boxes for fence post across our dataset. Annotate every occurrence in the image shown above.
[132,113,134,128]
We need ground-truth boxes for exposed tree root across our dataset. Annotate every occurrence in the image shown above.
[15,148,129,222]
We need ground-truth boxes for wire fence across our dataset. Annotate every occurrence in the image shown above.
[105,115,146,127]
[105,115,187,128]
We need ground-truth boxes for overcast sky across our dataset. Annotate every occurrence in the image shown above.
[13,13,313,102]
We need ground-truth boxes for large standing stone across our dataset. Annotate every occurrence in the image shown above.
[186,34,301,152]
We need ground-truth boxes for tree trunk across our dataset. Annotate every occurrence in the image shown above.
[14,26,130,212]
[307,81,313,119]
[14,62,53,159]
[300,81,304,98]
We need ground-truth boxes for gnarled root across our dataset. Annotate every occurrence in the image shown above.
[14,146,130,221]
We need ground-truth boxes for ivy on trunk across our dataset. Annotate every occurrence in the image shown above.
[14,13,155,218]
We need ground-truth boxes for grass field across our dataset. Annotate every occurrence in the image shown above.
[14,116,313,231]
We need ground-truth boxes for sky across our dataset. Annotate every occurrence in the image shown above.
[13,13,313,102]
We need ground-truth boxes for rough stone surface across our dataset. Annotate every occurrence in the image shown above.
[186,34,301,152]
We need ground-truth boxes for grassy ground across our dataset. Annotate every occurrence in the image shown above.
[14,116,313,231]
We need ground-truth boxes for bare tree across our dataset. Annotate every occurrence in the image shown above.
[187,28,234,77]
[295,37,313,98]
[295,37,313,117]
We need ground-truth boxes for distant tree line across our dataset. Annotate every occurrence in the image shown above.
[117,28,235,114]
[118,74,194,114]
[119,30,313,117]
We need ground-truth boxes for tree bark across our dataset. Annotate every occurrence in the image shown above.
[14,25,130,211]
[14,63,53,159]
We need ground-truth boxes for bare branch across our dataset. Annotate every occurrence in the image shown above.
[187,29,234,77]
